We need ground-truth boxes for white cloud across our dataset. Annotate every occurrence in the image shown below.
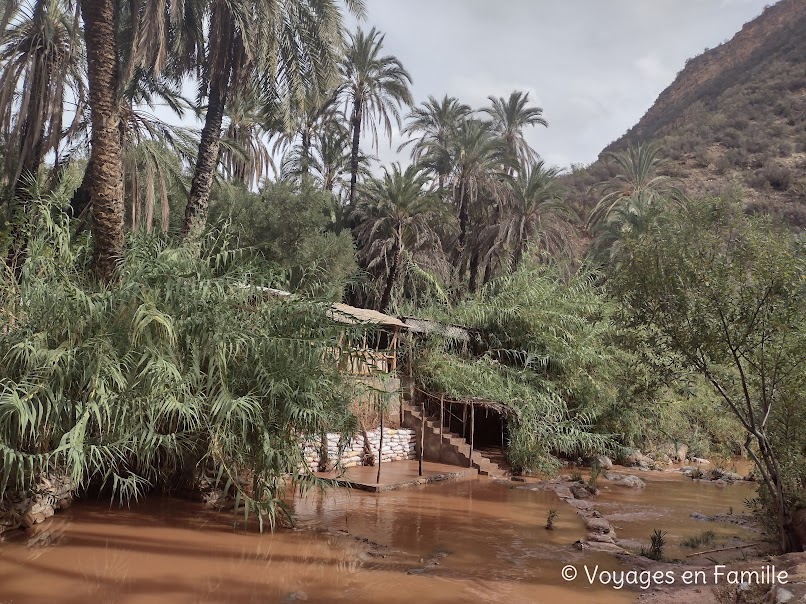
[636,54,675,83]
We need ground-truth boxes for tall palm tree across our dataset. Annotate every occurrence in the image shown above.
[0,0,85,272]
[340,27,413,204]
[352,164,448,311]
[482,90,546,168]
[280,121,373,199]
[0,0,84,194]
[587,142,684,228]
[80,0,125,281]
[400,94,471,189]
[272,87,341,181]
[219,91,276,188]
[588,192,662,267]
[486,160,575,271]
[180,0,364,238]
[441,119,512,250]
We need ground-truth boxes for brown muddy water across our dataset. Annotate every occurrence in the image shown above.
[0,469,757,604]
[594,466,759,563]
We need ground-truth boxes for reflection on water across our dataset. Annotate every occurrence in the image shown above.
[0,479,632,604]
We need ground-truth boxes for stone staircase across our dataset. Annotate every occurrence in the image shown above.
[401,400,508,478]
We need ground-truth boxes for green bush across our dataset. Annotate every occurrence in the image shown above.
[0,188,359,530]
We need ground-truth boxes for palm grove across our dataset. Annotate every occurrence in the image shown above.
[0,0,804,550]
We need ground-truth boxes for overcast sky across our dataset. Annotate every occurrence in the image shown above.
[353,0,771,172]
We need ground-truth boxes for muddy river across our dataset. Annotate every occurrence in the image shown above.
[0,468,757,604]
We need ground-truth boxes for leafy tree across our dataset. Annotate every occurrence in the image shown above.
[208,181,357,299]
[339,26,413,204]
[611,197,806,552]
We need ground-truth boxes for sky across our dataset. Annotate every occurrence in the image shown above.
[349,0,771,173]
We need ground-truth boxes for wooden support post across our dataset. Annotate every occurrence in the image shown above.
[439,394,444,460]
[418,397,425,476]
[376,406,384,484]
[462,404,467,439]
[469,404,475,468]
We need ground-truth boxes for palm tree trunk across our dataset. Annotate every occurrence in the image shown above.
[81,0,124,282]
[457,182,468,247]
[379,244,401,312]
[301,128,311,179]
[513,238,527,270]
[468,249,481,293]
[348,99,362,204]
[181,6,232,238]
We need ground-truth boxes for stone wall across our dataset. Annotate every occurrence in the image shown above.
[302,427,417,472]
[1,474,74,536]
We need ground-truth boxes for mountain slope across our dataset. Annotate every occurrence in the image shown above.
[565,0,806,227]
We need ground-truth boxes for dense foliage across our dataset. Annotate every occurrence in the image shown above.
[413,264,615,473]
[610,198,806,551]
[0,186,359,529]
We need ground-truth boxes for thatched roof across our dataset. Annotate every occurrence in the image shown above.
[328,303,408,329]
[416,386,517,417]
[401,316,470,341]
[248,285,407,329]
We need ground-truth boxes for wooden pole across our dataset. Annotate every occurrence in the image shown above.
[462,404,467,439]
[419,398,425,476]
[439,394,444,460]
[376,404,384,484]
[469,404,475,468]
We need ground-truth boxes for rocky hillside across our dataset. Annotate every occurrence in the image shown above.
[565,0,806,227]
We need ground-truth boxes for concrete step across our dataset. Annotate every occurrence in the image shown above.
[403,401,510,477]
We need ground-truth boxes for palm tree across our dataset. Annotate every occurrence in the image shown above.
[588,191,664,267]
[400,94,470,188]
[340,27,413,204]
[352,164,449,311]
[442,119,512,250]
[482,90,546,168]
[0,0,85,272]
[587,142,684,228]
[280,121,374,199]
[486,161,575,271]
[219,91,277,188]
[272,87,341,182]
[80,0,125,281]
[0,0,84,194]
[180,0,364,238]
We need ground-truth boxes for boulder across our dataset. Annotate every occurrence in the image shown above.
[596,456,613,470]
[587,532,615,544]
[619,449,643,467]
[585,517,613,534]
[604,473,646,488]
